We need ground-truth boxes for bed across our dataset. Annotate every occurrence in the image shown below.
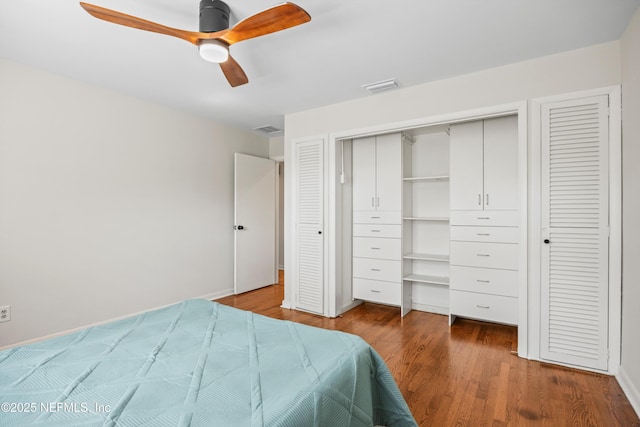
[0,299,417,426]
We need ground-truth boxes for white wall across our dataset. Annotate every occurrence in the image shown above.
[283,41,621,310]
[0,59,269,347]
[619,8,640,415]
[269,135,284,160]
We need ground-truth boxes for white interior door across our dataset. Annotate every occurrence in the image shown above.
[540,95,609,370]
[294,138,324,314]
[234,153,277,294]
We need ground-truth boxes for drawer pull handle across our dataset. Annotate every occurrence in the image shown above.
[370,247,381,250]
[476,305,490,309]
[371,268,381,272]
[477,254,491,257]
[371,216,381,219]
[371,230,381,233]
[371,290,381,293]
[477,217,490,220]
[477,233,490,236]
[477,280,491,283]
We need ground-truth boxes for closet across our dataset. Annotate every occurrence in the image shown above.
[350,118,519,322]
[449,116,519,325]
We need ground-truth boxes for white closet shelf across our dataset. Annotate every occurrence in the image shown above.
[403,274,450,286]
[403,175,450,182]
[403,253,449,262]
[403,217,450,222]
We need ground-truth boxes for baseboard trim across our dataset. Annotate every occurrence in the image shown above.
[0,292,234,351]
[617,365,640,418]
[281,299,292,309]
[412,302,449,316]
[205,288,234,301]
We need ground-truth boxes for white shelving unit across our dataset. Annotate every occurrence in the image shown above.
[402,129,451,315]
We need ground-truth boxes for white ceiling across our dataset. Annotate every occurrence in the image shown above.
[1,0,639,134]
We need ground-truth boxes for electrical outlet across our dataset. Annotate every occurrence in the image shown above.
[0,305,10,323]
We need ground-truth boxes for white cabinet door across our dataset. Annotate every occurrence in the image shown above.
[352,137,376,211]
[294,138,324,314]
[375,133,402,211]
[450,121,484,210]
[484,116,519,210]
[540,95,609,371]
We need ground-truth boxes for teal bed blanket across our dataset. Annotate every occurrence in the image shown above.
[0,299,417,426]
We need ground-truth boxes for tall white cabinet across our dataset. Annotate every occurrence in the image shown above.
[449,116,520,325]
[351,134,408,313]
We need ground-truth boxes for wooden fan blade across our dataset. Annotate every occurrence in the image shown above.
[218,3,311,45]
[219,55,249,87]
[79,2,203,45]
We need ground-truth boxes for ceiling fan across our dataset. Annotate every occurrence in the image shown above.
[79,1,311,87]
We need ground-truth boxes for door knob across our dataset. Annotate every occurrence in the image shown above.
[318,231,322,234]
[236,225,244,230]
[544,239,550,244]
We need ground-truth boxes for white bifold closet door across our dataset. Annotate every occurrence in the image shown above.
[540,95,609,371]
[294,138,324,314]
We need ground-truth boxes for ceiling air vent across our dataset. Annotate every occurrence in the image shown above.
[254,125,283,135]
[362,78,400,94]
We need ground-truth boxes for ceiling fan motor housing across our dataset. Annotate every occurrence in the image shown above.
[199,0,230,32]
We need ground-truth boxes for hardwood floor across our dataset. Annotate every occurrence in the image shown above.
[216,272,639,427]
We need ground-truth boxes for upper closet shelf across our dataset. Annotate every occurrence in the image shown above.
[403,175,450,182]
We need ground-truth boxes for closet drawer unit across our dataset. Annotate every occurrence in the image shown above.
[450,211,519,227]
[450,266,518,297]
[450,290,518,325]
[353,237,401,260]
[353,224,402,239]
[450,226,519,244]
[451,291,518,325]
[450,241,518,270]
[353,278,401,305]
[353,211,402,225]
[353,258,401,282]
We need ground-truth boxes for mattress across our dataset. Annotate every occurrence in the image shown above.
[0,299,417,426]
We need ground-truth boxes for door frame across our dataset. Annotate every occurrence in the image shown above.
[531,86,622,374]
[327,101,529,356]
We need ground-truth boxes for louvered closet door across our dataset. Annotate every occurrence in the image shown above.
[294,138,324,314]
[540,95,609,370]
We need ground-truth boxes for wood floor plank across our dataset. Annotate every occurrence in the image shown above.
[216,273,639,427]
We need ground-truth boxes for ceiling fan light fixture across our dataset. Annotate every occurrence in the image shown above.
[199,40,229,63]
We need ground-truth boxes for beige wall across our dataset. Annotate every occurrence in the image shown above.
[0,59,268,347]
[620,7,640,414]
